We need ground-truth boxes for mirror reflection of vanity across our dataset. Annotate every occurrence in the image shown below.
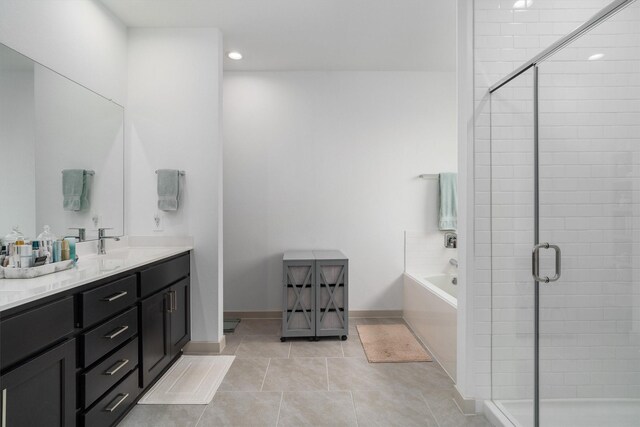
[0,43,124,242]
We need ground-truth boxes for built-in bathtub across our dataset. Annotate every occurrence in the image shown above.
[403,272,457,381]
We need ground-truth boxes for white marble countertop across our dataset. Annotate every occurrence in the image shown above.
[0,237,192,313]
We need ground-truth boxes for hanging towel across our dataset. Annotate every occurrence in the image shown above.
[438,172,457,231]
[62,169,85,211]
[157,169,180,211]
[80,171,92,211]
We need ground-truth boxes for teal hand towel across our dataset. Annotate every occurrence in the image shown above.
[438,172,457,231]
[62,169,84,211]
[80,171,92,211]
[157,169,180,211]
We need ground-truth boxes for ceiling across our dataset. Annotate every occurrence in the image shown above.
[99,0,456,72]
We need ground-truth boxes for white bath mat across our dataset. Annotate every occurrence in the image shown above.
[138,355,235,405]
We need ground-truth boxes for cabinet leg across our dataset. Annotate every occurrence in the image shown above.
[280,337,287,342]
[341,335,348,341]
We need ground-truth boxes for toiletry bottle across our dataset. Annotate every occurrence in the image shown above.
[61,239,70,261]
[64,237,77,264]
[37,225,57,264]
[3,227,24,268]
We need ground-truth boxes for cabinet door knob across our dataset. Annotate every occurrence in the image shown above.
[103,325,129,340]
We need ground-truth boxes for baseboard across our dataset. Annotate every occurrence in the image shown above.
[224,311,280,319]
[224,310,403,319]
[350,310,402,318]
[182,337,226,355]
[453,386,477,415]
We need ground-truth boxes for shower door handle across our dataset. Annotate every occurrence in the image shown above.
[532,243,561,283]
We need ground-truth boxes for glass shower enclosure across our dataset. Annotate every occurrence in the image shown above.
[489,0,640,426]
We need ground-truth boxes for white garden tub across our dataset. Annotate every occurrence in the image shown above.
[403,272,457,381]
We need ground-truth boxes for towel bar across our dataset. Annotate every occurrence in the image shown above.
[155,170,185,176]
[61,170,94,176]
[418,174,438,180]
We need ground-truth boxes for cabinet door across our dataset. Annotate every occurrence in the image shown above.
[140,291,171,388]
[169,278,190,358]
[0,339,76,427]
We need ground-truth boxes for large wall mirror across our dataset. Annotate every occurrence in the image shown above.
[0,43,124,241]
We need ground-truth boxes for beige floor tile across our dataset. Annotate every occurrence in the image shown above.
[341,335,366,358]
[198,392,281,426]
[351,317,380,325]
[219,358,270,391]
[262,357,328,391]
[234,319,281,335]
[290,339,343,357]
[352,389,438,426]
[327,357,390,391]
[235,335,291,358]
[277,391,357,426]
[119,404,205,427]
[422,388,491,427]
[380,361,455,391]
[220,334,242,355]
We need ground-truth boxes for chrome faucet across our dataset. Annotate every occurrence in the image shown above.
[64,227,86,242]
[97,228,120,255]
[444,232,457,249]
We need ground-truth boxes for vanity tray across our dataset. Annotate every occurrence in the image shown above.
[0,260,74,279]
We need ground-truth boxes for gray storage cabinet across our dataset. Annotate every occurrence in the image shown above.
[282,250,348,341]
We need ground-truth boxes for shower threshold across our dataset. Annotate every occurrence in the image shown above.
[489,398,640,427]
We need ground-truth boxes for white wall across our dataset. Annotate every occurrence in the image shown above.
[224,71,457,311]
[0,69,36,238]
[127,28,224,344]
[0,0,127,104]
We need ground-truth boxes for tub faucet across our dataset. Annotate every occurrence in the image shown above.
[98,228,120,255]
[444,232,457,249]
[449,258,458,268]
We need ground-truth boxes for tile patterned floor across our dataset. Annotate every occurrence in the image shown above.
[119,318,492,427]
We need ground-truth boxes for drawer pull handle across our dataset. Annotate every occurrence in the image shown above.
[103,325,129,339]
[103,393,129,412]
[102,291,128,302]
[103,359,129,376]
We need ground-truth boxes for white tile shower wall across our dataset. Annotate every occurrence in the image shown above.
[405,231,458,277]
[473,0,613,400]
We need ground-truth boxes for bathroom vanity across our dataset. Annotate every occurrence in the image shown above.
[0,246,191,427]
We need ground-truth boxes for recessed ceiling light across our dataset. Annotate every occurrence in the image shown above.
[513,0,533,9]
[227,51,243,60]
[588,53,604,61]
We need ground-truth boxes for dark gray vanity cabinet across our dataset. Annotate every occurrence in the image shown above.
[0,251,191,427]
[0,339,76,427]
[139,254,190,388]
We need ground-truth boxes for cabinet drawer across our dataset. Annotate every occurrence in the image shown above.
[82,337,138,408]
[82,368,139,427]
[82,307,138,367]
[139,253,190,298]
[79,275,137,328]
[0,296,74,370]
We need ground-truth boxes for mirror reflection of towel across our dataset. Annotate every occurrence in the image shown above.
[63,169,85,211]
[157,169,180,211]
